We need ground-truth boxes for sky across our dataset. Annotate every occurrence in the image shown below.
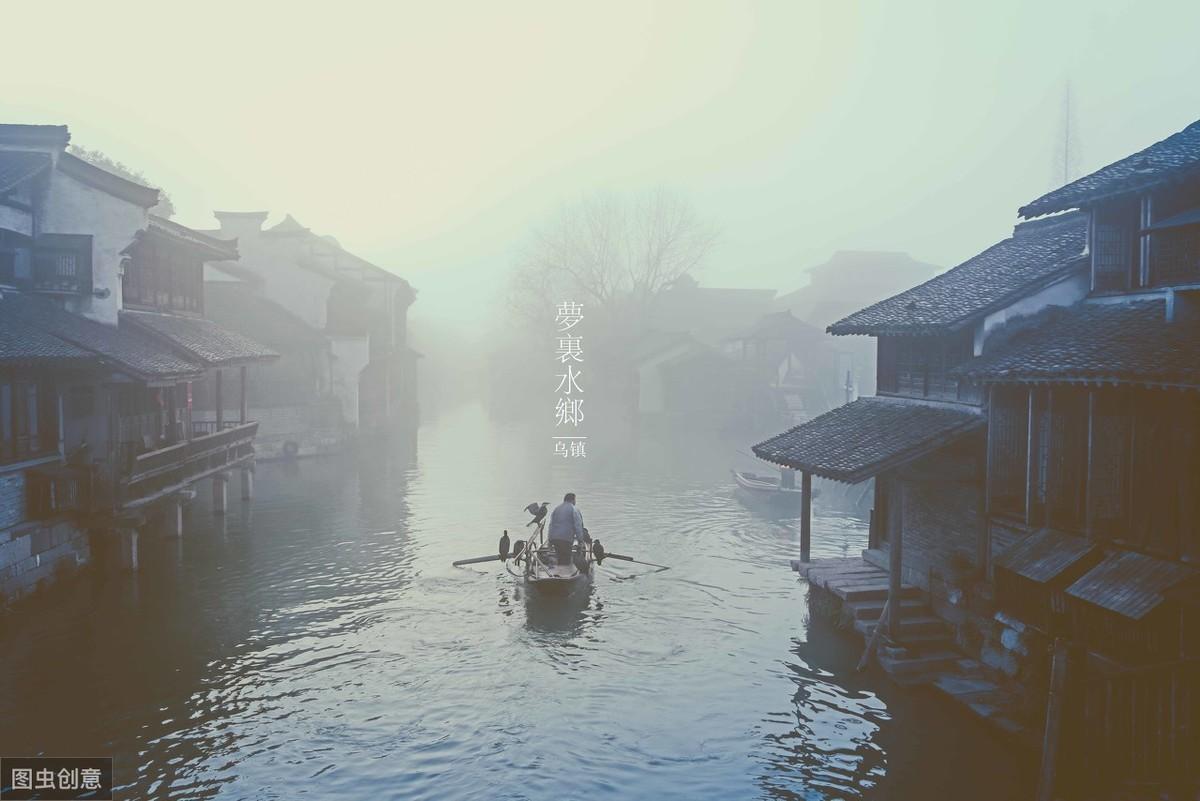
[3,0,1200,331]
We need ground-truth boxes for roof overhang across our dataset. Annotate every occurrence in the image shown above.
[752,397,985,484]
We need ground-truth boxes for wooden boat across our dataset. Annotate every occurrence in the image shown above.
[504,502,594,594]
[731,469,807,498]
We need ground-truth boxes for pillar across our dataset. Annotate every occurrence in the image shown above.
[118,527,139,571]
[215,369,224,429]
[887,484,904,641]
[240,466,254,500]
[239,365,248,425]
[165,498,183,538]
[799,470,812,563]
[212,472,229,514]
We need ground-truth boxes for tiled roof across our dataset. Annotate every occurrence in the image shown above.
[1,293,202,381]
[828,213,1087,336]
[147,216,239,260]
[0,151,50,194]
[0,125,70,149]
[57,152,160,208]
[957,300,1200,386]
[1021,119,1200,218]
[993,528,1100,584]
[1066,550,1198,621]
[0,307,90,364]
[752,397,984,483]
[122,310,278,367]
[204,283,327,348]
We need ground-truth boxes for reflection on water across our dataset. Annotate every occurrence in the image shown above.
[0,403,1032,799]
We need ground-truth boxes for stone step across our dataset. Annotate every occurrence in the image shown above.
[834,582,922,602]
[876,649,962,677]
[854,622,954,647]
[844,598,928,620]
[854,613,945,637]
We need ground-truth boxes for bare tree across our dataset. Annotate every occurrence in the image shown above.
[510,189,718,329]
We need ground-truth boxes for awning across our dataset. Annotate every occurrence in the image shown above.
[122,310,278,368]
[751,397,984,484]
[993,528,1101,584]
[1066,551,1198,621]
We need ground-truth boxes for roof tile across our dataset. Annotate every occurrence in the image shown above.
[828,213,1087,336]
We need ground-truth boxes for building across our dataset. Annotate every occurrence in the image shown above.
[773,250,942,396]
[203,212,418,457]
[0,124,276,603]
[752,119,1200,795]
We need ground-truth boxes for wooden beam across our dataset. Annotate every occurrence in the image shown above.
[800,471,812,563]
[888,482,904,640]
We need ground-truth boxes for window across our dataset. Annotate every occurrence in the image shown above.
[0,376,57,463]
[881,332,974,401]
[31,234,92,294]
[989,386,1029,519]
[1092,200,1139,292]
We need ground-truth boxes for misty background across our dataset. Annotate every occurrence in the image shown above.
[4,0,1199,412]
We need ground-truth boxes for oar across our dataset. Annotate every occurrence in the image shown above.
[602,553,671,571]
[452,554,503,567]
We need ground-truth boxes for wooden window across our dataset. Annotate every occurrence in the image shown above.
[876,337,898,394]
[989,386,1029,518]
[1092,201,1139,292]
[1044,388,1088,531]
[0,376,56,463]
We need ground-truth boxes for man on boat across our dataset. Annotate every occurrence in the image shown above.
[548,492,590,566]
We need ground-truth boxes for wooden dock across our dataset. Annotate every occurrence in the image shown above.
[793,556,1031,742]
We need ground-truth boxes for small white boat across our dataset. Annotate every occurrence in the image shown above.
[731,469,807,499]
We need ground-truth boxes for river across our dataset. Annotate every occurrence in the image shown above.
[0,403,1032,799]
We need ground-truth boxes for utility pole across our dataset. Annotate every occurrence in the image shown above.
[1052,82,1081,188]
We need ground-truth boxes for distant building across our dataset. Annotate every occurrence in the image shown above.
[754,119,1200,795]
[650,274,776,346]
[0,124,276,602]
[774,251,941,396]
[203,212,418,457]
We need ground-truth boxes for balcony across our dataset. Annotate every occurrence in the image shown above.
[119,421,258,510]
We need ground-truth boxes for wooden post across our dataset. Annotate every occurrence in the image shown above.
[1084,390,1095,541]
[1025,387,1035,526]
[214,369,224,429]
[888,482,904,640]
[166,384,179,444]
[1037,638,1072,801]
[239,365,248,425]
[800,470,812,563]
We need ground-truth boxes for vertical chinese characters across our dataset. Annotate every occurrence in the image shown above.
[553,302,587,457]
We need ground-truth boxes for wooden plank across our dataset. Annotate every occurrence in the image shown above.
[1037,638,1071,801]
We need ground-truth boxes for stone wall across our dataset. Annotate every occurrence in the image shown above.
[0,517,90,604]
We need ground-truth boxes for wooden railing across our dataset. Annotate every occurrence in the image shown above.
[190,420,243,437]
[120,421,258,510]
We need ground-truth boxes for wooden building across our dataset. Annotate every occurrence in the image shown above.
[752,118,1200,795]
[0,124,276,602]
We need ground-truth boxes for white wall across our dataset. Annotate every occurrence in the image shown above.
[974,270,1090,355]
[42,170,148,326]
[328,335,370,426]
[0,205,33,237]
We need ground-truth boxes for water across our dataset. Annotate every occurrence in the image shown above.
[0,404,1032,799]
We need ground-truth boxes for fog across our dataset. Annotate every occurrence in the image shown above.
[4,0,1199,359]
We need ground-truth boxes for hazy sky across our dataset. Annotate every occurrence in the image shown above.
[4,0,1199,328]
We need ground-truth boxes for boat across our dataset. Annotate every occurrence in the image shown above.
[504,502,595,594]
[731,468,808,499]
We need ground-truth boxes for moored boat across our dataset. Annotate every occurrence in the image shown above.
[731,468,806,498]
